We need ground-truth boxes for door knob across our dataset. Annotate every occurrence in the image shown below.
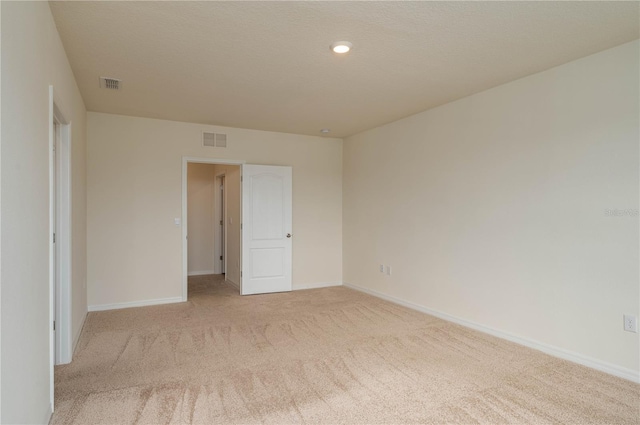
[286,233,292,238]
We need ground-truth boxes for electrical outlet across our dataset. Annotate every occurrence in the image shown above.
[623,315,638,333]
[379,264,384,273]
[385,266,392,276]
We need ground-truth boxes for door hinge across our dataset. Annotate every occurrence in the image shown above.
[241,176,243,182]
[220,255,223,260]
[53,321,56,331]
[241,223,243,230]
[53,233,56,243]
[220,220,223,225]
[241,271,243,277]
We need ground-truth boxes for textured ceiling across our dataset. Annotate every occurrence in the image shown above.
[50,1,639,138]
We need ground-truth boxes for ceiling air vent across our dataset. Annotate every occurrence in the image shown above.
[99,77,121,90]
[203,132,227,148]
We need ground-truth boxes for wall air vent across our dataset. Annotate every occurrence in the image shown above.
[203,132,227,148]
[203,132,215,147]
[215,133,227,148]
[99,77,121,90]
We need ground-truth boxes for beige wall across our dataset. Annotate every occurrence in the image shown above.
[1,2,87,423]
[343,40,639,375]
[87,112,342,307]
[187,163,216,274]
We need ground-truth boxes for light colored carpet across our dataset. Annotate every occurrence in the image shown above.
[52,275,639,424]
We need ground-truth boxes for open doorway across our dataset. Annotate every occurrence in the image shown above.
[182,158,294,300]
[185,161,242,299]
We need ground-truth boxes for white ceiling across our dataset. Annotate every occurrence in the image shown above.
[50,1,639,138]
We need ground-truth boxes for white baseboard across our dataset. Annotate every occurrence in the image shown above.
[88,296,184,312]
[188,270,216,276]
[293,281,343,291]
[225,278,239,289]
[72,310,87,357]
[343,282,640,384]
[45,404,53,425]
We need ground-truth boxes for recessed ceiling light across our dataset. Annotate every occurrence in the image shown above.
[330,41,353,54]
[320,129,331,134]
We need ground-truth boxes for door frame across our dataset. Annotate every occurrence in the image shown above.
[49,86,73,411]
[181,157,245,301]
[214,173,226,275]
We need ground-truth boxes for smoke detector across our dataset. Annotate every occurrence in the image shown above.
[99,77,121,90]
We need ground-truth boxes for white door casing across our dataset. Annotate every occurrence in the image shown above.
[50,86,74,412]
[219,175,225,274]
[53,118,72,366]
[241,165,292,295]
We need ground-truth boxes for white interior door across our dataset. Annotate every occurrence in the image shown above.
[241,165,292,295]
